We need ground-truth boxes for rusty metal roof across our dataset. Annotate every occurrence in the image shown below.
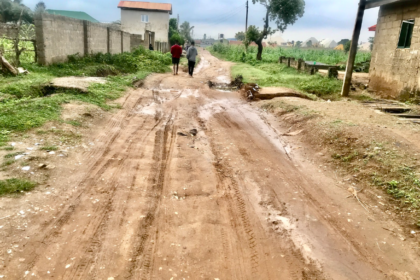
[118,1,172,14]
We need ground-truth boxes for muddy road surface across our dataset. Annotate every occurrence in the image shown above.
[1,50,420,280]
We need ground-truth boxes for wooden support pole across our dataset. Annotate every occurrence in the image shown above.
[342,0,366,97]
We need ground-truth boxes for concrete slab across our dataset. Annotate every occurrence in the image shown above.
[50,77,106,93]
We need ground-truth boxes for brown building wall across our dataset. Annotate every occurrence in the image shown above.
[370,2,420,99]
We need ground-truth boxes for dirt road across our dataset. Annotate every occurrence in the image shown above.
[1,50,420,280]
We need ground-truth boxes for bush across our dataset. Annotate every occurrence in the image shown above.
[170,33,185,46]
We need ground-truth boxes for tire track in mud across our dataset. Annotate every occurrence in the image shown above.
[198,115,264,277]
[200,111,329,280]
[61,111,169,279]
[14,94,165,278]
[124,112,176,280]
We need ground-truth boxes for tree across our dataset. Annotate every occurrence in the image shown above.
[170,33,185,46]
[179,21,194,42]
[344,40,352,53]
[169,18,178,38]
[34,0,46,14]
[249,0,305,60]
[295,41,302,48]
[306,40,312,48]
[368,37,374,51]
[235,31,245,41]
[0,0,33,23]
[337,39,350,46]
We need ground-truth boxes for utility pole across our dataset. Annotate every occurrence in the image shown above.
[341,0,366,97]
[245,0,249,32]
[177,14,179,30]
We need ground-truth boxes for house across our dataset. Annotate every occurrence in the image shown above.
[320,39,337,49]
[118,1,172,43]
[368,0,420,98]
[45,9,99,23]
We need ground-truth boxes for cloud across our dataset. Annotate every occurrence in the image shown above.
[22,0,379,41]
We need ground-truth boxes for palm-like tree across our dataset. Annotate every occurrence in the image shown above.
[179,21,194,42]
[34,1,46,14]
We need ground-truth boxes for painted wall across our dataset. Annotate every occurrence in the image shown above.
[370,2,420,99]
[121,9,169,43]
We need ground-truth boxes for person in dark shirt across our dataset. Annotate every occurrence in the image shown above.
[170,40,183,76]
[149,44,154,51]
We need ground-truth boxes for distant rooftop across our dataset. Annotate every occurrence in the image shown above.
[118,1,172,14]
[46,9,99,23]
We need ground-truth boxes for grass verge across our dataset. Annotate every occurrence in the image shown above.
[0,178,37,196]
[0,47,171,146]
[231,63,342,98]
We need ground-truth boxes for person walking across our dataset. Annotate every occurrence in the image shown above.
[186,41,198,78]
[170,40,182,76]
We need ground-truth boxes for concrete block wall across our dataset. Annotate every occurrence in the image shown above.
[35,13,149,65]
[108,28,121,55]
[130,34,143,51]
[122,32,131,52]
[35,13,85,64]
[370,2,420,99]
[0,23,18,39]
[85,21,108,55]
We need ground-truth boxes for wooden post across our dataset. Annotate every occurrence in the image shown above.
[342,0,367,97]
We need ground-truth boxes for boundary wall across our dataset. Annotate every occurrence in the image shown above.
[35,13,160,65]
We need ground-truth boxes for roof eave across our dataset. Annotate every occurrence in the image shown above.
[365,0,417,9]
[118,6,172,15]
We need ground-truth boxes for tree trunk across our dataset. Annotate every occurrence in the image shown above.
[256,39,263,60]
[1,55,18,76]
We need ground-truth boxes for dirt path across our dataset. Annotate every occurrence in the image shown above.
[0,50,419,280]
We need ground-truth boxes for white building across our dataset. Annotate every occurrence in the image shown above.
[118,1,172,43]
[320,39,338,49]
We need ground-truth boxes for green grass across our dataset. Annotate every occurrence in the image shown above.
[209,43,371,66]
[40,146,58,151]
[231,63,342,98]
[0,178,37,195]
[0,46,172,146]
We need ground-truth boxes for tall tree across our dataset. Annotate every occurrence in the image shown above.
[169,18,178,39]
[0,0,33,23]
[179,21,194,42]
[34,1,46,14]
[235,31,246,41]
[248,0,305,60]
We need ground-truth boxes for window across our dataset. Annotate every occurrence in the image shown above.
[141,15,149,23]
[398,19,415,49]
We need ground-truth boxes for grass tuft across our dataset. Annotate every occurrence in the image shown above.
[0,178,37,196]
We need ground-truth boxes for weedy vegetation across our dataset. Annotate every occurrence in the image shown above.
[0,178,37,196]
[0,47,172,146]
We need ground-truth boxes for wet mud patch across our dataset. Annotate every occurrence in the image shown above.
[208,75,243,92]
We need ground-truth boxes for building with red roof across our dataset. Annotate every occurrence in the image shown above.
[118,1,172,43]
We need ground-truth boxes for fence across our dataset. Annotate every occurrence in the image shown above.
[279,56,339,78]
[34,13,166,65]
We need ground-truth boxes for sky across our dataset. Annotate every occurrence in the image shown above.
[23,0,379,44]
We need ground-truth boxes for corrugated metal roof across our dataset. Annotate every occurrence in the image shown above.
[46,9,100,23]
[118,1,172,14]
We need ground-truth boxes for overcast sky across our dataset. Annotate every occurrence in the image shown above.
[23,0,379,43]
